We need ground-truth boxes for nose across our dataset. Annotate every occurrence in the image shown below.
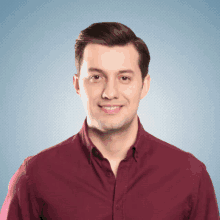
[101,79,119,100]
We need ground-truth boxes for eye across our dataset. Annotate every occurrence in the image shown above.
[93,75,100,80]
[89,75,131,83]
[120,76,131,82]
[90,75,102,82]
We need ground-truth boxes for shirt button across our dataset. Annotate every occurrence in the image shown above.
[93,149,99,156]
[116,204,121,210]
[107,171,112,177]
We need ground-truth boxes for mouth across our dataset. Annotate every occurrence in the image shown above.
[98,105,123,114]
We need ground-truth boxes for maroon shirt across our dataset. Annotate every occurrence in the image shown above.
[1,117,219,219]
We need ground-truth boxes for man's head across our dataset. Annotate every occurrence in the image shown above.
[75,22,150,83]
[73,22,151,133]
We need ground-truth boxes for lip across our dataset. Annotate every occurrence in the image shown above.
[99,105,123,114]
[99,105,123,107]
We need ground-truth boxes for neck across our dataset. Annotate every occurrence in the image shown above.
[88,115,139,161]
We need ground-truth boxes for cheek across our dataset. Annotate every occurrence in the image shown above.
[123,84,141,98]
[84,85,102,103]
[81,81,94,96]
[91,87,102,99]
[123,87,133,96]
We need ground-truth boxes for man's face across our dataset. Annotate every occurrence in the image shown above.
[73,43,150,133]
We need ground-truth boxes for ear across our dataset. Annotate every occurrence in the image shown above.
[73,74,81,96]
[140,74,151,100]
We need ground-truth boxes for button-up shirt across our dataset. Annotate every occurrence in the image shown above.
[1,116,219,219]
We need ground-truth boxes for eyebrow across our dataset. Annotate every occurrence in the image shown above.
[88,67,135,75]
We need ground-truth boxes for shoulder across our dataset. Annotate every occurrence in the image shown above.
[6,134,82,195]
[142,131,205,175]
[21,133,83,174]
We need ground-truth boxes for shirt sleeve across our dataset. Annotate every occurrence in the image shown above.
[189,163,220,219]
[0,157,40,220]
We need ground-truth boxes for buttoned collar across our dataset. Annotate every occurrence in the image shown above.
[78,116,146,164]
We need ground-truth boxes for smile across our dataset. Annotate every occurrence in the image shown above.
[99,105,123,114]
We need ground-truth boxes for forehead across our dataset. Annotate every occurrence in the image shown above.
[82,43,139,71]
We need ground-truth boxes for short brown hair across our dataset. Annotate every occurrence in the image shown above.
[75,22,150,82]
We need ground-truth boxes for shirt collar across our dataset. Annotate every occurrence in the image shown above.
[78,115,146,164]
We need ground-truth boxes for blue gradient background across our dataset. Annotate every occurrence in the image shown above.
[1,0,219,210]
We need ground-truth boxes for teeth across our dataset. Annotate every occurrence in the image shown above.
[103,106,120,110]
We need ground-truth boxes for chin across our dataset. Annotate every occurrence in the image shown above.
[96,114,136,133]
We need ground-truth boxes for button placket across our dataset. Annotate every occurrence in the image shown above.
[116,204,121,210]
[107,171,112,177]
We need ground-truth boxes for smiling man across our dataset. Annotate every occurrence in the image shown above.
[74,42,150,177]
[1,22,219,219]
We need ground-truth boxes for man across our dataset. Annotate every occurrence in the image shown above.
[1,22,219,219]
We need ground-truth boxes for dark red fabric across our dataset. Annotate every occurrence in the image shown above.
[1,116,219,219]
